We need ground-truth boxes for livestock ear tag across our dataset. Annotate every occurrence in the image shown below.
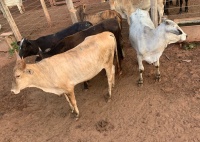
[25,69,34,75]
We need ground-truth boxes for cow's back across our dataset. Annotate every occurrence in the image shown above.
[35,21,93,50]
[38,32,116,85]
[51,18,120,55]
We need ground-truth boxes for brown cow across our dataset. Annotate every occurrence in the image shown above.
[11,32,119,119]
[76,4,122,29]
[109,0,164,25]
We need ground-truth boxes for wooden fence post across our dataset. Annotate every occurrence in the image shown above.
[0,1,22,41]
[150,0,158,27]
[40,0,52,27]
[65,0,78,24]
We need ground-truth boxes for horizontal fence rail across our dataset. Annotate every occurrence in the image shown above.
[0,0,199,41]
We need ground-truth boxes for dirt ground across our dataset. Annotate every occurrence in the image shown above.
[0,1,200,142]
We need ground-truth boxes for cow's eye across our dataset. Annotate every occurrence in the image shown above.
[15,75,20,78]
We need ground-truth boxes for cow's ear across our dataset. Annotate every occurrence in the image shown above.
[165,20,170,25]
[161,17,167,23]
[17,41,21,46]
[26,40,32,45]
[83,4,86,10]
[24,69,34,75]
[16,59,26,70]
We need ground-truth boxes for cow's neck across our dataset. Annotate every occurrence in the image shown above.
[152,24,168,48]
[27,63,66,95]
[28,40,40,53]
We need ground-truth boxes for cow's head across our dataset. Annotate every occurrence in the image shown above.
[75,4,86,21]
[109,0,115,10]
[17,38,39,58]
[162,19,187,44]
[11,51,34,94]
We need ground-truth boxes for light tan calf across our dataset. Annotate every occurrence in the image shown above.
[109,0,164,25]
[11,32,119,119]
[76,4,122,28]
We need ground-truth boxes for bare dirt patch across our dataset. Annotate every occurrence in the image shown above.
[0,1,200,142]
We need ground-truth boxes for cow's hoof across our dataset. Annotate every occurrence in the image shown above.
[71,113,79,120]
[71,109,74,113]
[104,93,111,102]
[155,74,161,82]
[112,84,115,88]
[178,11,182,14]
[137,79,143,87]
[83,88,88,92]
[118,70,123,76]
[72,110,79,119]
[75,114,79,121]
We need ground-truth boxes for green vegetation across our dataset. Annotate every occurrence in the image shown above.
[9,42,20,55]
[182,42,200,50]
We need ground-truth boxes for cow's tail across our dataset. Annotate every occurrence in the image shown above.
[111,34,122,75]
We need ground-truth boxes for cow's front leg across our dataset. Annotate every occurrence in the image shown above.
[154,60,161,82]
[65,89,79,119]
[64,94,74,112]
[137,56,144,86]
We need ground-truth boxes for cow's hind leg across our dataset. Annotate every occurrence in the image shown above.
[111,65,115,88]
[105,64,115,102]
[178,0,183,14]
[83,81,89,90]
[137,55,144,86]
[185,0,188,12]
[164,0,170,15]
[154,60,161,82]
[176,0,179,6]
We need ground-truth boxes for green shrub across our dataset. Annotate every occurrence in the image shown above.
[9,42,20,55]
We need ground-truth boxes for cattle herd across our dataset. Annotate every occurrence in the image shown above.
[11,0,187,119]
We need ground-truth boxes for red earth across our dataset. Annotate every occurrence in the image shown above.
[0,1,200,142]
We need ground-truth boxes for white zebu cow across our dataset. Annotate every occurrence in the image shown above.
[129,9,187,86]
[109,0,164,25]
[0,0,24,17]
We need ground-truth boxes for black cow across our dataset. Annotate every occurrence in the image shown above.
[32,18,123,90]
[40,18,124,64]
[18,21,93,61]
[164,0,188,15]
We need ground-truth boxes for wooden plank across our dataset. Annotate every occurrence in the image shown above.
[150,0,158,27]
[65,0,78,23]
[40,0,52,27]
[0,1,22,41]
[180,25,200,42]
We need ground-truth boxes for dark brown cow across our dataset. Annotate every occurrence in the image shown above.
[39,18,124,74]
[76,4,122,29]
